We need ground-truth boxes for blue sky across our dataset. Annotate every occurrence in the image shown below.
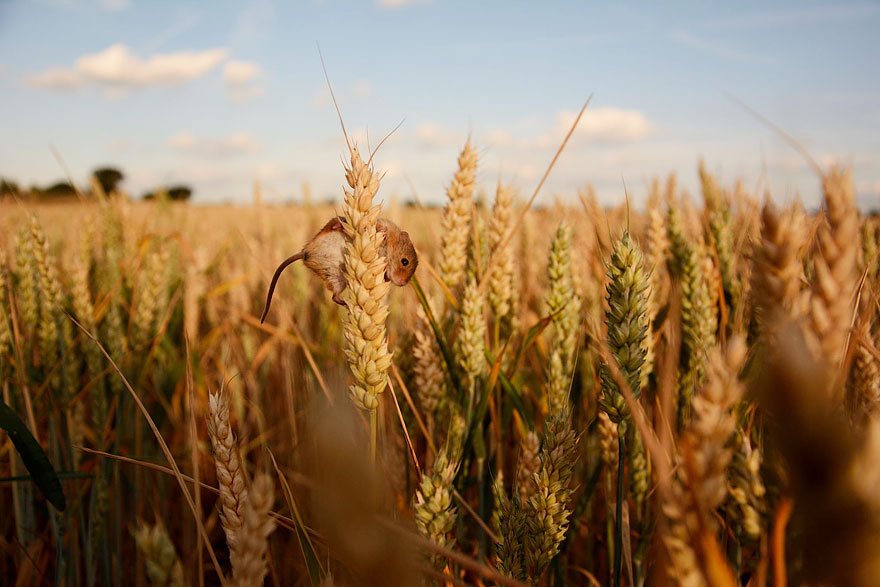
[1,0,878,207]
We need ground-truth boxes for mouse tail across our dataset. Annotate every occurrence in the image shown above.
[260,251,304,323]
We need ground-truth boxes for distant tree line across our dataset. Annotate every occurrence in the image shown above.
[0,166,193,202]
[142,186,193,201]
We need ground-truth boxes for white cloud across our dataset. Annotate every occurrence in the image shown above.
[26,43,228,93]
[412,107,655,152]
[557,107,655,144]
[27,67,81,89]
[224,60,260,86]
[167,131,262,156]
[412,108,653,152]
[223,60,264,102]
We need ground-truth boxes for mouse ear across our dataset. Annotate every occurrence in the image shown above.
[376,223,388,233]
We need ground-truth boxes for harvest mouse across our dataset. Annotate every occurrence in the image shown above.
[260,216,418,322]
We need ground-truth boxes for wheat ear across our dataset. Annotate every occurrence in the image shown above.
[438,139,478,293]
[231,473,276,587]
[340,146,392,414]
[207,391,249,558]
[807,167,858,374]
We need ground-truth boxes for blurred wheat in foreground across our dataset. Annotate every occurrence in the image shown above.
[2,138,880,587]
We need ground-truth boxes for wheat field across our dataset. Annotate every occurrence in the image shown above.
[1,138,879,586]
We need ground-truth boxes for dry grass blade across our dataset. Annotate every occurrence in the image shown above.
[452,488,500,545]
[480,94,593,293]
[390,364,436,455]
[729,95,823,176]
[387,378,421,478]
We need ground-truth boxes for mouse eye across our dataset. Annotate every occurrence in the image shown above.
[401,258,409,266]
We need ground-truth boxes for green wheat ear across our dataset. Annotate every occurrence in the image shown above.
[700,160,740,314]
[525,415,579,581]
[496,491,528,582]
[666,208,716,428]
[599,231,649,426]
[414,448,460,569]
[545,221,580,418]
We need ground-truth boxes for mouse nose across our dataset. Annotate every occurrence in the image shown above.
[390,270,408,286]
